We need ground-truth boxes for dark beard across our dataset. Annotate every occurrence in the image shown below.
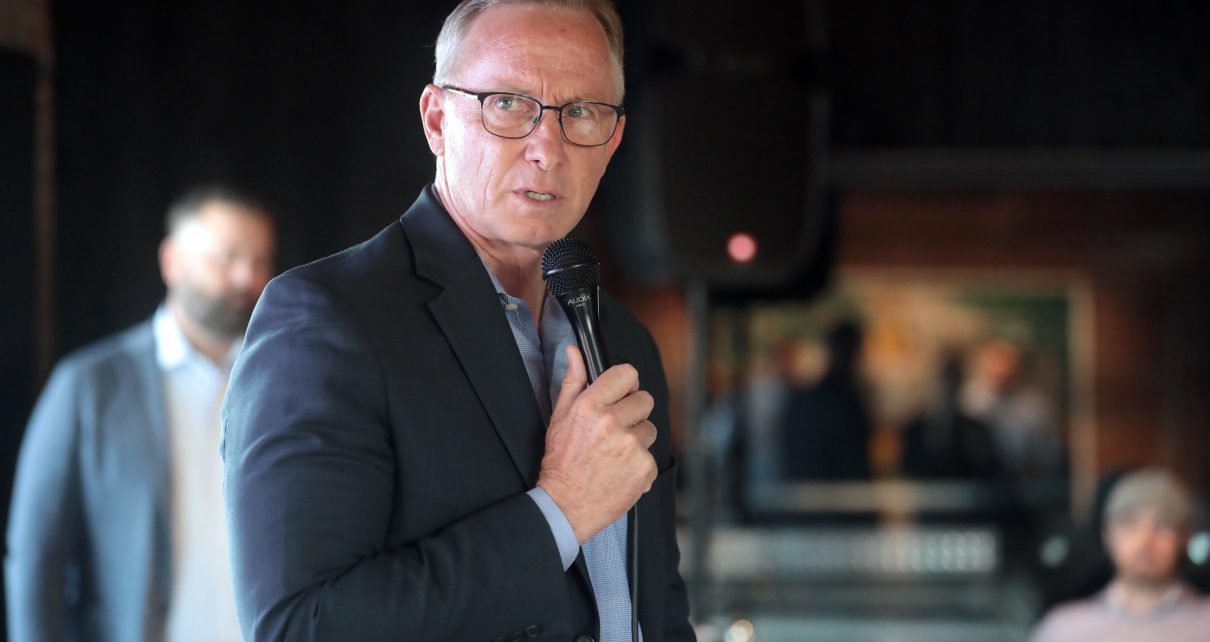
[174,286,255,339]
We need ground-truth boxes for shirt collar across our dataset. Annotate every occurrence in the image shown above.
[1101,582,1193,619]
[153,305,242,372]
[474,251,541,310]
[474,251,571,333]
[476,253,511,300]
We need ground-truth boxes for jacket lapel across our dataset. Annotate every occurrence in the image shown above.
[400,188,547,487]
[402,189,655,612]
[126,320,174,608]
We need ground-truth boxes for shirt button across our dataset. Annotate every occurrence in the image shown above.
[525,624,543,638]
[505,303,519,311]
[574,636,595,642]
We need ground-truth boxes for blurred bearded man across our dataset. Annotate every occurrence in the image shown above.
[6,186,276,642]
[1032,469,1210,642]
[221,1,695,641]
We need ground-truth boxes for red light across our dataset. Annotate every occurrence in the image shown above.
[727,232,758,264]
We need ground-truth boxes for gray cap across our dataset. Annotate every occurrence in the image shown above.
[1104,469,1195,530]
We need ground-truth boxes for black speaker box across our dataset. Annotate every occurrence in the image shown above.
[601,0,832,296]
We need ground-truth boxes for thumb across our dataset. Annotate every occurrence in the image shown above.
[552,344,588,419]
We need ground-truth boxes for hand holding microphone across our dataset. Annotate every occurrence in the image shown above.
[534,238,657,545]
[535,238,647,642]
[537,345,657,544]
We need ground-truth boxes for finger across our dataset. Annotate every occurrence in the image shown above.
[640,452,659,490]
[582,363,640,406]
[552,345,587,420]
[631,420,658,450]
[610,390,655,429]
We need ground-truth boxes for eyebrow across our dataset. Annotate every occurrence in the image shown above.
[470,85,606,105]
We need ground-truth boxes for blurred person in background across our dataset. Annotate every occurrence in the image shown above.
[961,340,1064,478]
[1031,469,1210,642]
[5,186,276,642]
[743,339,813,487]
[901,356,1000,480]
[701,340,808,486]
[780,319,873,480]
[698,338,811,518]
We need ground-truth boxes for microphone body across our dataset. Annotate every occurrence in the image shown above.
[555,287,608,382]
[541,238,639,642]
[541,238,609,381]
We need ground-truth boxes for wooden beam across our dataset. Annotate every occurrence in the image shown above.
[831,149,1210,190]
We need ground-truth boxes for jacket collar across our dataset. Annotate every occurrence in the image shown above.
[398,186,547,487]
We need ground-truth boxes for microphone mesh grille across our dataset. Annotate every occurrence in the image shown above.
[542,238,601,296]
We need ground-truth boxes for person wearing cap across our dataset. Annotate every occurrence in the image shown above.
[1031,469,1210,642]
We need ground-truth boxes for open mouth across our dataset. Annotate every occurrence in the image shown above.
[524,190,555,202]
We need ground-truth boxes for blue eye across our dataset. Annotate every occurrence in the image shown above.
[487,94,530,113]
[565,103,606,121]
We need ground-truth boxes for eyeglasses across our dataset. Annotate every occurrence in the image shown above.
[441,85,625,148]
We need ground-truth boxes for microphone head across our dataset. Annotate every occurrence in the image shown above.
[542,238,601,297]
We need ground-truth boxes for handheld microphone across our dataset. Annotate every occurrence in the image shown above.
[541,238,607,380]
[541,238,639,642]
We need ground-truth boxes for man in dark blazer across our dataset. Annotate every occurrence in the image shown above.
[221,1,694,641]
[5,187,275,642]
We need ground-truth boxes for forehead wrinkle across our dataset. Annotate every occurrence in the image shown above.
[455,10,617,104]
[469,47,615,104]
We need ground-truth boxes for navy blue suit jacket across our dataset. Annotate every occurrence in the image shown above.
[221,188,693,641]
[6,319,173,642]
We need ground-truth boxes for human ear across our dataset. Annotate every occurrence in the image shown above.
[419,84,448,157]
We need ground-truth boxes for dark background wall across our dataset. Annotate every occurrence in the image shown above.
[52,1,455,352]
[43,0,1210,356]
[827,0,1210,148]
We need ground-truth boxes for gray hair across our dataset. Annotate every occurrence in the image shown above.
[433,0,625,101]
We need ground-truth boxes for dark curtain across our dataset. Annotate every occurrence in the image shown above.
[52,0,456,353]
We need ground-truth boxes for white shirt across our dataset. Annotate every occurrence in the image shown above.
[154,307,243,642]
[1032,584,1210,642]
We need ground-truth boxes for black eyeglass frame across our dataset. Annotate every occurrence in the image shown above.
[441,85,626,148]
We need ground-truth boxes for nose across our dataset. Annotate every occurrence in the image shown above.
[228,256,267,292]
[524,107,567,170]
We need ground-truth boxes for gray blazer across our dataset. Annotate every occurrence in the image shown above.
[6,319,172,642]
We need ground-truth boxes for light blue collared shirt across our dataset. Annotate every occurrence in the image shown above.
[478,259,642,642]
